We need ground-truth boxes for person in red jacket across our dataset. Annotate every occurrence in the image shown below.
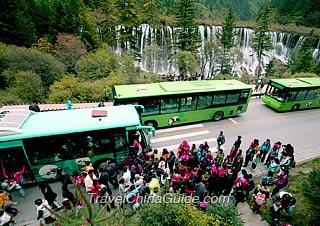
[2,166,25,197]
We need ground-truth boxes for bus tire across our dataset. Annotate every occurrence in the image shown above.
[145,120,158,129]
[213,111,224,121]
[291,104,300,111]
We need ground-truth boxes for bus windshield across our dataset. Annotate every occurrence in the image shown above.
[266,84,287,102]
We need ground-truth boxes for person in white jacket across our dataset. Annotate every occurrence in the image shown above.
[34,199,56,225]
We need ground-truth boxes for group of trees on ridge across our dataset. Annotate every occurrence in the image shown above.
[0,0,319,105]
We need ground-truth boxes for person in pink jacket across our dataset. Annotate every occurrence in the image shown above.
[2,166,25,197]
[178,139,190,153]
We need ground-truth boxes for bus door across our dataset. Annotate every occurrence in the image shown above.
[0,141,34,184]
[126,126,155,153]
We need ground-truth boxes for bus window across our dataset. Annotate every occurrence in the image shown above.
[287,91,298,102]
[160,98,179,114]
[305,90,317,100]
[212,93,227,106]
[180,96,197,112]
[24,129,127,165]
[140,98,160,116]
[226,93,240,104]
[197,94,212,109]
[239,91,249,104]
[295,90,307,101]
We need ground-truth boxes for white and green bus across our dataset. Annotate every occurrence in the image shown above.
[113,80,252,128]
[262,77,320,112]
[0,106,155,183]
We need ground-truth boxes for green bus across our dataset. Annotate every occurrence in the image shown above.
[0,106,155,183]
[262,77,320,111]
[113,80,252,128]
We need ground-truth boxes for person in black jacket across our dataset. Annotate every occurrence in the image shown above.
[38,183,61,211]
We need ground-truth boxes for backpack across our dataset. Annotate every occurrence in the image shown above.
[290,159,296,168]
[255,192,266,206]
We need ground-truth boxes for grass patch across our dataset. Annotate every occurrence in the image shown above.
[257,158,320,226]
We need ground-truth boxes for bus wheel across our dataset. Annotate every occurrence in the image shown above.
[145,120,158,129]
[213,111,224,121]
[291,104,300,111]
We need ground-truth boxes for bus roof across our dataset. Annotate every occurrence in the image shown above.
[0,105,140,142]
[113,80,251,99]
[297,77,320,86]
[271,77,320,88]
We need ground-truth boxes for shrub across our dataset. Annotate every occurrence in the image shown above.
[206,203,244,226]
[301,168,320,225]
[136,202,220,226]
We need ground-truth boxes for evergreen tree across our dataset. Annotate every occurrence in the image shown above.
[174,0,200,52]
[0,0,36,46]
[142,0,159,26]
[78,8,101,51]
[290,30,315,74]
[99,0,119,47]
[115,0,141,57]
[265,58,275,77]
[252,2,274,79]
[33,0,56,42]
[219,8,236,74]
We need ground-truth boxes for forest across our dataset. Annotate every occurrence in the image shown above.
[0,0,319,105]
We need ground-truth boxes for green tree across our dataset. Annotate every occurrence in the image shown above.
[265,58,275,77]
[76,44,120,81]
[99,0,119,47]
[0,0,36,46]
[3,70,45,103]
[290,30,316,74]
[50,180,127,225]
[31,38,55,55]
[78,8,101,52]
[115,0,141,56]
[2,45,65,88]
[56,0,83,35]
[174,0,200,52]
[54,33,87,74]
[219,8,236,74]
[48,74,81,103]
[33,0,56,42]
[171,51,197,76]
[142,0,159,26]
[252,2,274,79]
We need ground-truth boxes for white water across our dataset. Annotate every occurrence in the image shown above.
[116,24,320,77]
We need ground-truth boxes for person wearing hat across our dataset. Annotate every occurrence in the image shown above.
[271,168,289,197]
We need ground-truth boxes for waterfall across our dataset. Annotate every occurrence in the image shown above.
[115,24,319,77]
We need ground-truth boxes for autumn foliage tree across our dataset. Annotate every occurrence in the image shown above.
[54,33,87,74]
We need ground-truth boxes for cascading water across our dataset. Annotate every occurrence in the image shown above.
[118,24,320,77]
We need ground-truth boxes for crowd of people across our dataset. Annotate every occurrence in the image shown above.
[118,131,296,225]
[0,131,297,225]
